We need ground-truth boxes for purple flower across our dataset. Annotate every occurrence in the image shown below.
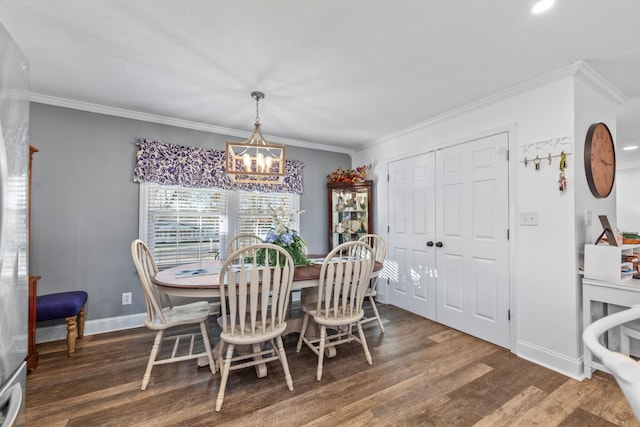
[280,232,294,245]
[265,230,278,243]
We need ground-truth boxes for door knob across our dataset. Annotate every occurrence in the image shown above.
[435,241,444,248]
[426,241,434,247]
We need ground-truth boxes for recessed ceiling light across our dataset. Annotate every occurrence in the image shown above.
[623,145,639,151]
[531,0,555,14]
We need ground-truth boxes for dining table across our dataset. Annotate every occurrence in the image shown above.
[151,255,382,377]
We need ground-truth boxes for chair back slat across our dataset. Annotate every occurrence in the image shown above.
[252,262,263,333]
[226,263,236,334]
[261,262,272,332]
[344,258,359,317]
[219,244,294,338]
[316,241,375,320]
[236,262,246,335]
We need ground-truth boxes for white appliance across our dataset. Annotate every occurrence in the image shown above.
[0,21,30,427]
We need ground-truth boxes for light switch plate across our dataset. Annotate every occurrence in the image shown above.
[520,211,539,226]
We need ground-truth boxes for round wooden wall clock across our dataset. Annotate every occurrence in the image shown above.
[584,122,616,198]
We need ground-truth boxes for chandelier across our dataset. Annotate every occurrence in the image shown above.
[226,91,286,184]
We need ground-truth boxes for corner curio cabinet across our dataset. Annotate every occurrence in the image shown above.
[328,180,373,249]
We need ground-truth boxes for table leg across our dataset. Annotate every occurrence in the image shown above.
[252,343,268,378]
[583,287,593,379]
[325,341,337,358]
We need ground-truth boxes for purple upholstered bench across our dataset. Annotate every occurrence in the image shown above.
[36,291,88,356]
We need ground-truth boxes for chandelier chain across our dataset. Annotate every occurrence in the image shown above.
[256,96,260,123]
[251,91,264,124]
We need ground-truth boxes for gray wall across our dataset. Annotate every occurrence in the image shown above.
[29,103,351,320]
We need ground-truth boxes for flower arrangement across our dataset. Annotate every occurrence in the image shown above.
[257,199,313,266]
[327,164,371,183]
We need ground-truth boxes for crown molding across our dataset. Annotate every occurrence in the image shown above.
[364,61,628,150]
[573,61,628,106]
[29,93,354,155]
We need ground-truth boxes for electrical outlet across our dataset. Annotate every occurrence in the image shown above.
[122,292,132,305]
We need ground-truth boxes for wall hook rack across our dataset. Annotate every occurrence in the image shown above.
[522,151,572,169]
[520,135,573,169]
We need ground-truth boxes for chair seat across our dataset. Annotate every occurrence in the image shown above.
[302,304,364,327]
[219,322,288,345]
[217,315,287,345]
[36,291,88,321]
[364,288,376,297]
[147,301,211,329]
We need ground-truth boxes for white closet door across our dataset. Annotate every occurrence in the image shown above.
[435,132,510,348]
[387,152,436,319]
[386,131,510,349]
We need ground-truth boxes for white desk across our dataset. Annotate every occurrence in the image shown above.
[582,277,640,378]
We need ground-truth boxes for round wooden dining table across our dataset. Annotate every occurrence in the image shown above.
[152,255,382,298]
[153,258,335,297]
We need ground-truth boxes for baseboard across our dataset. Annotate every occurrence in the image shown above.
[516,339,583,380]
[35,302,221,344]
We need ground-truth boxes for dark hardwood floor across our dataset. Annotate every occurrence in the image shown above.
[27,304,639,426]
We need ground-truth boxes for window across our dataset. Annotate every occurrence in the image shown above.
[232,192,298,237]
[139,183,299,267]
[139,184,226,267]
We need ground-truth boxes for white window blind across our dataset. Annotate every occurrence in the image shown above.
[140,184,226,267]
[233,191,298,238]
[140,184,300,267]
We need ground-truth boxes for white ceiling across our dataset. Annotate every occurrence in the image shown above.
[1,1,639,166]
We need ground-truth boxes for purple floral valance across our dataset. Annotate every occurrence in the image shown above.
[133,138,304,194]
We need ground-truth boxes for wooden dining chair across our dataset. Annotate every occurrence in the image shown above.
[131,239,216,390]
[583,305,640,420]
[215,243,295,411]
[225,234,263,259]
[357,234,387,332]
[296,241,375,381]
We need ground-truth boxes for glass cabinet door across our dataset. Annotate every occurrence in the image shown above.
[327,181,373,249]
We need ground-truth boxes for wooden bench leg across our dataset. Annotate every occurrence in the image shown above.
[65,316,77,356]
[77,307,86,338]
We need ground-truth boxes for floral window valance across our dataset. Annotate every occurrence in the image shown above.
[133,138,304,194]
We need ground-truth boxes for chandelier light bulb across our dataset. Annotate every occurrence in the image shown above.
[242,153,252,170]
[256,152,265,172]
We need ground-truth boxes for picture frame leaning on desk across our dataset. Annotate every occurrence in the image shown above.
[594,215,620,246]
